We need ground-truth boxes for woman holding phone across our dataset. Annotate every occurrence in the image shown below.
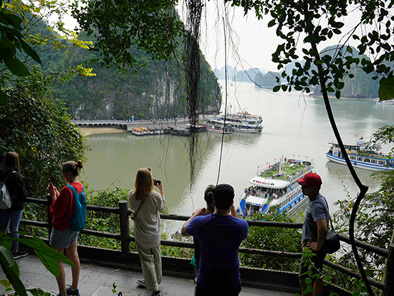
[129,168,165,296]
[47,160,84,296]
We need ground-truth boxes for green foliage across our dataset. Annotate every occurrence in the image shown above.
[0,0,41,101]
[0,232,74,296]
[230,0,394,100]
[371,125,394,157]
[70,0,184,72]
[332,129,393,292]
[78,187,129,249]
[239,210,301,271]
[0,69,86,199]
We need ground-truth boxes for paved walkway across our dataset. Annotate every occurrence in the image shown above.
[0,254,295,296]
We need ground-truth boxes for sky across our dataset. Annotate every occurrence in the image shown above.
[177,1,282,72]
[177,1,369,73]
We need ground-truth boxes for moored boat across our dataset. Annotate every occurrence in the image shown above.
[131,127,144,136]
[326,141,394,171]
[237,157,313,218]
[205,119,233,134]
[168,125,191,136]
[217,113,263,133]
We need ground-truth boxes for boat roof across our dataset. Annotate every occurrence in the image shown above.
[245,195,266,206]
[249,176,290,189]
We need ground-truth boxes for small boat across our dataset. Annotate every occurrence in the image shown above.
[186,124,207,133]
[139,127,149,135]
[147,126,162,135]
[168,125,191,137]
[373,98,394,105]
[237,157,313,218]
[131,127,144,136]
[326,141,394,171]
[205,119,233,134]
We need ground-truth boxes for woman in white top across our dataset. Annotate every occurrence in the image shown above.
[129,168,165,296]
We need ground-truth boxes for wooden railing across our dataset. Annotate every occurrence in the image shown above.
[20,197,392,295]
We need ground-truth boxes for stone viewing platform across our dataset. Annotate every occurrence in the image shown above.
[3,254,294,296]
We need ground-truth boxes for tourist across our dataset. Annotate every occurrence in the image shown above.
[190,185,239,278]
[129,168,165,296]
[181,184,249,296]
[297,172,328,296]
[47,160,85,296]
[0,152,28,259]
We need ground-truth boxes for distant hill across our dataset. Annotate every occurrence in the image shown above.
[215,45,379,98]
[214,66,266,82]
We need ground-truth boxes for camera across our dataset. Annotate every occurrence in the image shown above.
[153,179,160,186]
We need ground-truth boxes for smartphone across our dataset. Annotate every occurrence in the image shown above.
[153,179,160,186]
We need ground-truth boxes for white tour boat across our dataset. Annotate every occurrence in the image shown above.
[237,158,313,217]
[205,119,233,134]
[217,113,263,133]
[326,141,394,172]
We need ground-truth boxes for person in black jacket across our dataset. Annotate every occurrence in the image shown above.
[0,152,28,259]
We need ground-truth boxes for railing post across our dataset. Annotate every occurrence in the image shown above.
[119,200,130,257]
[384,229,394,296]
[47,194,53,241]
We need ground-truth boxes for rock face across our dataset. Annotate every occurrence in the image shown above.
[49,55,221,120]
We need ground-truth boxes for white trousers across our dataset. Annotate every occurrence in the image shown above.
[136,243,162,292]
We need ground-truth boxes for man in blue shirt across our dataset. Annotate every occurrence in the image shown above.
[297,172,329,296]
[181,184,249,296]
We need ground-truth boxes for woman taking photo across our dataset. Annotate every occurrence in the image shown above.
[129,168,165,296]
[47,160,85,296]
[0,151,27,259]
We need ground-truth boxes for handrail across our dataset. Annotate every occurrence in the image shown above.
[21,197,389,293]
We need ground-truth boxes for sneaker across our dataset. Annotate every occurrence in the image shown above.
[151,291,161,296]
[136,279,146,288]
[66,287,80,296]
[12,250,29,259]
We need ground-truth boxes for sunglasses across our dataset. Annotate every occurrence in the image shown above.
[301,185,312,189]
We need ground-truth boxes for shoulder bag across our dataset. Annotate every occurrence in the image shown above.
[322,196,340,254]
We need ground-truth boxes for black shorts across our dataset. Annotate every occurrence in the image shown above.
[299,244,327,279]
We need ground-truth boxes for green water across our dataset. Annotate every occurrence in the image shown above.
[81,82,393,233]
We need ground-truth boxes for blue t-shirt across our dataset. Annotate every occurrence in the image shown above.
[186,213,249,288]
[302,193,329,242]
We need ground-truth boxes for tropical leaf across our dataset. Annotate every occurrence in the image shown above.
[3,56,30,76]
[16,237,75,277]
[378,77,394,101]
[0,245,27,296]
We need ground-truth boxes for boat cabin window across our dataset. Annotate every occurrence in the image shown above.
[371,159,377,164]
[378,161,386,165]
[350,156,356,160]
[358,157,363,161]
[364,158,371,163]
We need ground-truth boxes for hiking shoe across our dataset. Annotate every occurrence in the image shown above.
[66,287,80,296]
[12,250,29,259]
[136,279,146,288]
[151,291,161,296]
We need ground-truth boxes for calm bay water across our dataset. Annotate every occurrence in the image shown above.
[81,81,393,233]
